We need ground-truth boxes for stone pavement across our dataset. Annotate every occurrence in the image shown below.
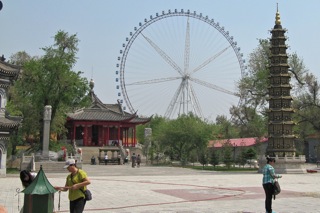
[1,163,320,213]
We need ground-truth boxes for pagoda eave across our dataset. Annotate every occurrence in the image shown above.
[269,73,290,77]
[267,108,294,112]
[268,96,293,100]
[266,148,296,153]
[269,135,296,138]
[268,121,295,125]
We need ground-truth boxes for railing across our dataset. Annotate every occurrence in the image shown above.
[259,155,306,162]
[65,153,82,163]
[276,155,306,161]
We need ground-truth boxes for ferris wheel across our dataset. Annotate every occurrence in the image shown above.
[116,9,245,120]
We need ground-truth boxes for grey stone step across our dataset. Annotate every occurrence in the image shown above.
[34,161,82,173]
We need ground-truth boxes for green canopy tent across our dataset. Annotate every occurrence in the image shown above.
[21,165,57,213]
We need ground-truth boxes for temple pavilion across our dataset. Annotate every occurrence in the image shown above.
[66,79,151,147]
[0,55,22,177]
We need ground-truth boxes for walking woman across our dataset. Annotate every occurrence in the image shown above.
[262,157,282,213]
[55,159,91,213]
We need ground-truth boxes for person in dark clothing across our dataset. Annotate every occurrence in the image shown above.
[262,157,282,213]
[91,156,96,165]
[136,154,141,168]
[131,153,136,168]
[20,170,36,188]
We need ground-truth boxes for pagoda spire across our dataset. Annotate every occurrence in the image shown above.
[275,3,281,25]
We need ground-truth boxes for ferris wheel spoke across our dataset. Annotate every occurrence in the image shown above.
[126,77,181,86]
[177,79,188,116]
[184,18,190,75]
[165,81,184,118]
[189,83,204,118]
[190,77,239,97]
[141,33,184,76]
[190,45,231,75]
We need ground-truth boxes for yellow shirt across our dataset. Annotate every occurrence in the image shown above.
[66,169,87,201]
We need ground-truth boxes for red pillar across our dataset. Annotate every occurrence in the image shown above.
[103,126,106,146]
[126,129,129,146]
[73,124,76,141]
[132,126,136,147]
[125,128,128,147]
[99,126,103,146]
[83,125,88,146]
[122,128,125,147]
[107,126,110,145]
[87,126,92,146]
[117,125,121,146]
[134,126,137,147]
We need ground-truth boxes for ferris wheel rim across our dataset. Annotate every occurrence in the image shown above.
[117,9,246,117]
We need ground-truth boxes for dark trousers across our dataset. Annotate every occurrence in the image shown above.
[263,183,274,213]
[70,197,86,213]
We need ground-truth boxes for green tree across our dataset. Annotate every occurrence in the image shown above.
[237,149,247,168]
[198,148,209,169]
[155,113,211,165]
[223,147,232,169]
[8,30,90,144]
[136,124,146,145]
[222,140,233,169]
[213,115,239,139]
[293,73,320,136]
[9,51,33,66]
[209,148,220,168]
[189,149,197,166]
[245,147,257,168]
[139,116,167,164]
[136,115,166,144]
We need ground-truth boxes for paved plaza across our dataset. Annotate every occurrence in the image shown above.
[1,163,320,213]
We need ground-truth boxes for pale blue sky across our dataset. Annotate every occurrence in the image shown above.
[1,0,319,120]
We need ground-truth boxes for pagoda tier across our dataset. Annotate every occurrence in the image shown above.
[266,9,296,157]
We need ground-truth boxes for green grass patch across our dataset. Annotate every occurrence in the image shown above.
[6,168,20,174]
[151,163,259,172]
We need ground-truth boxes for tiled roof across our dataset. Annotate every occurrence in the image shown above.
[104,103,123,114]
[69,88,151,124]
[0,60,20,77]
[67,108,133,121]
[0,116,21,128]
[89,91,127,115]
[208,137,268,148]
[129,116,151,124]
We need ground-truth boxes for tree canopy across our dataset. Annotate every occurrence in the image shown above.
[153,113,212,164]
[8,30,91,143]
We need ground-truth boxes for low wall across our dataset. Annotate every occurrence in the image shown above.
[258,155,306,174]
